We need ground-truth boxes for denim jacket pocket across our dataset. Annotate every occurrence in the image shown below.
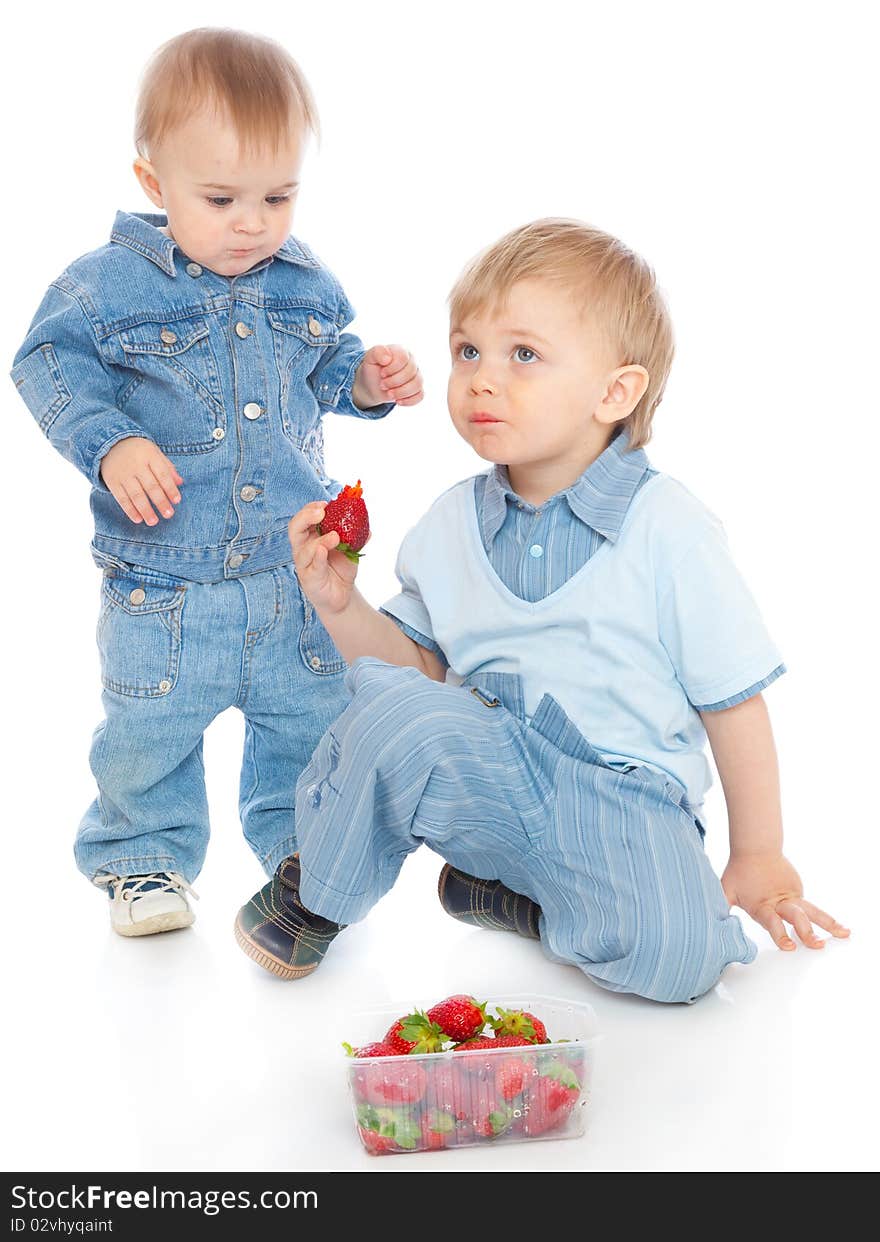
[109,316,225,453]
[268,307,339,435]
[98,568,186,697]
[298,596,346,677]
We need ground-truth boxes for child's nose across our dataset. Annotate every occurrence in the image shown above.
[470,364,499,395]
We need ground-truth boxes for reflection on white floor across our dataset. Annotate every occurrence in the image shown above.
[3,813,871,1173]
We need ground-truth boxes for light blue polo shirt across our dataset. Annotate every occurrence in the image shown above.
[381,432,785,808]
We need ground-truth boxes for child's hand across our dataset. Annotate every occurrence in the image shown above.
[99,437,184,525]
[352,345,423,409]
[721,852,850,950]
[289,501,361,616]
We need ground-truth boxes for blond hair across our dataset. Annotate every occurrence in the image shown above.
[134,28,319,160]
[449,219,674,449]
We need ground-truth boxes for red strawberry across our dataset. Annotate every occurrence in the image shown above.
[489,1006,549,1044]
[342,1040,396,1059]
[452,1037,497,1053]
[463,1079,513,1140]
[521,1062,581,1137]
[424,1059,469,1123]
[319,480,370,562]
[356,1105,421,1153]
[495,1055,531,1101]
[426,994,488,1043]
[420,1108,457,1150]
[491,1034,534,1048]
[361,1059,428,1108]
[394,1009,447,1054]
[357,1126,397,1156]
[383,1017,422,1056]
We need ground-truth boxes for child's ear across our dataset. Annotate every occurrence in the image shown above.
[596,364,650,426]
[132,156,163,208]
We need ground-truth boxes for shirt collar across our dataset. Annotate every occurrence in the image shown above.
[481,430,651,545]
[109,210,316,277]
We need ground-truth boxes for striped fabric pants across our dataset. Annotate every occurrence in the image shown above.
[294,658,757,1004]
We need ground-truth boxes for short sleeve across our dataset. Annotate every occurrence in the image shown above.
[658,520,785,710]
[380,524,438,649]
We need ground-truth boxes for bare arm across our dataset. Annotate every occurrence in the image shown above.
[701,693,849,949]
[290,500,445,682]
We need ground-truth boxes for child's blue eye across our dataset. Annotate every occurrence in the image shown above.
[514,346,538,363]
[458,344,479,361]
[206,195,291,208]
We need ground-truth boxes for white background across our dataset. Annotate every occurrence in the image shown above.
[1,0,878,1174]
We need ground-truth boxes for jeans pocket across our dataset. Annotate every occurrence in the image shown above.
[98,568,186,697]
[297,592,346,677]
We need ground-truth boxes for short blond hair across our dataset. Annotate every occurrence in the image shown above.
[134,28,319,160]
[449,219,674,449]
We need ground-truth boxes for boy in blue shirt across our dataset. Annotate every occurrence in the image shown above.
[9,29,422,937]
[235,218,849,1002]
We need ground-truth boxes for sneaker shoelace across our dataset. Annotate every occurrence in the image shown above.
[95,871,200,902]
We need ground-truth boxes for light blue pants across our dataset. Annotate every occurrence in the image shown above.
[74,558,349,884]
[295,658,758,1004]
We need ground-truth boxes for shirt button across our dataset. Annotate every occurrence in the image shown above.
[186,262,203,277]
[235,322,252,339]
[212,427,225,440]
[529,544,544,559]
[228,553,245,569]
[308,317,323,337]
[243,402,263,420]
[240,485,258,502]
[159,328,177,345]
[128,587,146,605]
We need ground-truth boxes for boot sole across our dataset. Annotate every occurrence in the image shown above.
[113,910,195,937]
[233,915,318,980]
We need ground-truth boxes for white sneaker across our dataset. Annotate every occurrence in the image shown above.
[95,871,198,937]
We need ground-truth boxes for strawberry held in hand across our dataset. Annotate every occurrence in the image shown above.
[319,480,370,563]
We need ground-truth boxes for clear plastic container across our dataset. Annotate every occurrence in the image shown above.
[344,993,598,1156]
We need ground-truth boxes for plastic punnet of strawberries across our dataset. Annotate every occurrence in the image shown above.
[344,995,586,1155]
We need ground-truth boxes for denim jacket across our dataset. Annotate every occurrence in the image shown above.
[10,211,392,582]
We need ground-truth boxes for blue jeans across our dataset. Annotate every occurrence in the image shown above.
[75,558,349,884]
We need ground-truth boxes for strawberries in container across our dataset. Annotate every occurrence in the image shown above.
[343,994,597,1156]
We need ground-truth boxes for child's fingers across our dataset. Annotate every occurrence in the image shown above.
[289,502,327,545]
[125,476,160,526]
[110,483,143,525]
[151,460,183,507]
[798,899,850,937]
[145,466,178,519]
[379,346,411,379]
[386,377,423,403]
[776,900,825,949]
[762,909,796,950]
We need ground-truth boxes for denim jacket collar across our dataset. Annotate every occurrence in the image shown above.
[109,210,317,277]
[482,429,651,545]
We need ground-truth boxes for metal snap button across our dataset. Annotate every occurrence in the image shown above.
[310,655,322,669]
[158,680,172,694]
[128,588,146,605]
[228,553,245,569]
[185,262,203,277]
[159,328,177,345]
[235,322,252,339]
[243,402,262,420]
[240,485,258,502]
[212,427,225,440]
[308,317,323,337]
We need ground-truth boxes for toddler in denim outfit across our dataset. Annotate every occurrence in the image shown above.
[9,29,422,937]
[235,219,849,1002]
